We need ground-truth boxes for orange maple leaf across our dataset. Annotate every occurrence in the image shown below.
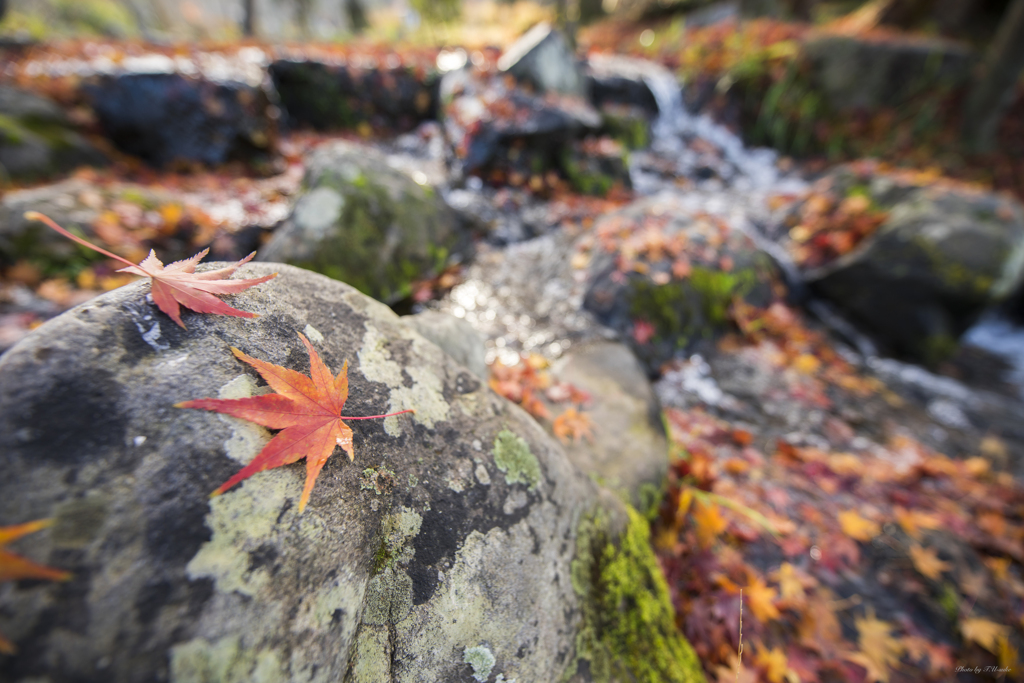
[692,499,729,549]
[26,211,277,328]
[178,332,413,512]
[0,519,71,654]
[552,407,594,444]
[961,617,1008,654]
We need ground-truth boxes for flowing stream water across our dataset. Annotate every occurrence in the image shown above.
[431,56,1024,399]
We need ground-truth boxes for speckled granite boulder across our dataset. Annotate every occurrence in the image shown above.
[258,141,470,304]
[0,264,704,683]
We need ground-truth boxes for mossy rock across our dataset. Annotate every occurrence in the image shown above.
[583,195,780,374]
[0,86,104,182]
[803,165,1024,363]
[258,140,471,303]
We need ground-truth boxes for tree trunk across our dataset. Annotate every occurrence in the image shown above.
[963,0,1024,152]
[242,0,256,36]
[345,0,368,34]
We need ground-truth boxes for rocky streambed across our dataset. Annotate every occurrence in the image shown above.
[2,25,1024,682]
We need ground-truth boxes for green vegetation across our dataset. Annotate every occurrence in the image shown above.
[567,505,706,683]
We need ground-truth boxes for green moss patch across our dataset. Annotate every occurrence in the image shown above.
[567,506,705,683]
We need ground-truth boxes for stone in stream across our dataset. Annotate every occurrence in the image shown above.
[0,263,705,683]
[83,72,275,168]
[269,58,440,132]
[0,85,105,181]
[258,140,471,304]
[550,341,669,509]
[497,23,588,98]
[788,164,1024,364]
[583,194,781,375]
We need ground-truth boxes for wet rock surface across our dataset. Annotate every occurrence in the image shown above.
[0,263,706,682]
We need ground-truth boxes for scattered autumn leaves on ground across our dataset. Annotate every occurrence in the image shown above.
[654,301,1024,683]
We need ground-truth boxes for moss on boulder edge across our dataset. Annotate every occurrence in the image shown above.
[567,505,706,683]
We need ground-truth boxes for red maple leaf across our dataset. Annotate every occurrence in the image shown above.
[178,333,413,512]
[25,211,277,327]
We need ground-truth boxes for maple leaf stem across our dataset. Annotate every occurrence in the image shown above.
[341,409,415,420]
[24,211,143,271]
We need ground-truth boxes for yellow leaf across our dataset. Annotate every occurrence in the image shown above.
[692,499,728,548]
[961,617,1008,654]
[746,576,781,623]
[677,487,694,518]
[839,510,880,541]
[893,506,941,540]
[999,634,1018,672]
[908,544,951,580]
[755,645,790,683]
[849,607,904,683]
[775,562,808,605]
[793,353,821,375]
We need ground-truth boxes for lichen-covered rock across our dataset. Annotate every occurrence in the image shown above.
[402,310,488,381]
[258,141,470,303]
[269,58,439,132]
[83,72,275,168]
[0,85,104,181]
[0,179,103,270]
[0,263,705,682]
[551,341,668,508]
[583,194,780,375]
[798,166,1024,363]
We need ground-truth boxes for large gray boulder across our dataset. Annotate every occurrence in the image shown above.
[799,167,1024,363]
[0,86,104,181]
[258,141,470,304]
[0,263,704,683]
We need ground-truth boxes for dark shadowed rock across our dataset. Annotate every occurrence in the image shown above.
[796,166,1024,363]
[84,72,275,168]
[0,86,104,181]
[257,140,470,303]
[497,23,587,98]
[269,58,439,132]
[0,263,705,682]
[803,33,974,111]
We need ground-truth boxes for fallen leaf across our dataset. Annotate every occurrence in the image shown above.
[745,575,781,623]
[755,644,791,683]
[552,407,594,444]
[961,617,1008,654]
[0,519,71,654]
[908,544,951,580]
[847,608,905,683]
[178,332,414,512]
[25,211,277,328]
[693,499,729,548]
[838,510,880,542]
